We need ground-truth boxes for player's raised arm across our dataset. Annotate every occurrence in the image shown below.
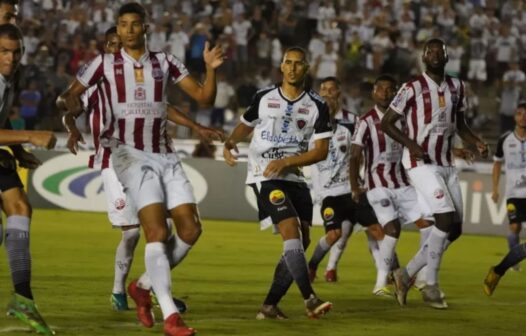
[176,42,224,105]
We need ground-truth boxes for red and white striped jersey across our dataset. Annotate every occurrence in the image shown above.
[389,72,465,169]
[81,84,112,169]
[77,48,189,153]
[352,106,410,190]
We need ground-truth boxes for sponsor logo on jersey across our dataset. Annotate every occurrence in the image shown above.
[380,198,390,207]
[268,103,280,108]
[269,189,286,205]
[262,148,286,159]
[298,108,309,114]
[323,207,334,220]
[434,188,445,199]
[260,130,301,144]
[507,203,517,213]
[509,143,517,148]
[296,119,306,130]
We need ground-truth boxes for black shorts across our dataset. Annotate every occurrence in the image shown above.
[506,198,526,224]
[321,193,378,232]
[0,150,23,192]
[250,180,313,224]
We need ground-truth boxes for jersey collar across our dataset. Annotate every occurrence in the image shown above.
[278,86,306,104]
[120,47,150,67]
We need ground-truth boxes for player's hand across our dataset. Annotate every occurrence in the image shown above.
[223,139,238,166]
[452,147,475,164]
[203,41,224,69]
[66,129,85,155]
[351,188,365,203]
[28,131,57,150]
[14,150,41,169]
[491,190,499,203]
[264,159,290,178]
[407,142,428,162]
[476,141,489,159]
[196,124,225,142]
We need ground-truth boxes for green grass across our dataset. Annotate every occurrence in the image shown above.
[0,209,524,335]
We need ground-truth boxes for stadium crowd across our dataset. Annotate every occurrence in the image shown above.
[8,0,526,138]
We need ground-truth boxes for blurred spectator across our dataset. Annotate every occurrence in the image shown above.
[149,23,167,52]
[468,31,488,90]
[313,41,339,83]
[255,67,272,89]
[9,107,25,131]
[494,24,519,80]
[211,72,235,128]
[232,13,252,73]
[445,38,464,77]
[19,80,42,130]
[499,62,526,132]
[192,138,216,158]
[167,20,189,62]
[255,31,271,66]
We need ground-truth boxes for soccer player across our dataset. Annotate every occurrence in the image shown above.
[381,38,488,309]
[307,76,381,284]
[223,47,333,319]
[491,103,526,271]
[350,74,432,297]
[58,3,223,335]
[0,23,56,335]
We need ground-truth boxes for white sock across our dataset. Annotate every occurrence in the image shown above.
[137,272,152,290]
[113,227,140,293]
[366,231,381,270]
[326,220,352,270]
[145,242,178,318]
[406,226,433,278]
[375,236,398,289]
[426,226,448,286]
[166,233,193,268]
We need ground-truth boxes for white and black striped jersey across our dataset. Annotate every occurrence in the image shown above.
[310,123,353,198]
[494,131,526,199]
[241,85,332,184]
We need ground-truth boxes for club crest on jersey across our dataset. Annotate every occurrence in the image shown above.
[269,189,285,205]
[507,203,517,213]
[152,68,164,81]
[296,119,307,130]
[323,207,334,220]
[438,111,447,121]
[434,188,445,199]
[135,87,146,100]
[114,198,126,210]
[380,199,390,207]
[268,102,280,108]
[339,145,347,153]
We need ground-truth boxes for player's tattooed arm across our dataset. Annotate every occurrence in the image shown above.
[456,111,488,158]
[381,108,426,161]
[223,123,253,166]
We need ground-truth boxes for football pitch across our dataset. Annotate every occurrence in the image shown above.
[0,209,523,336]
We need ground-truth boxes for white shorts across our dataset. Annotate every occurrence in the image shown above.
[406,165,463,220]
[101,166,139,227]
[111,145,195,211]
[468,60,487,81]
[367,185,423,226]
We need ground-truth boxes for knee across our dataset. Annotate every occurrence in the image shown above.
[368,224,385,241]
[178,221,202,245]
[122,227,140,249]
[4,198,32,217]
[326,229,342,245]
[383,221,401,238]
[144,225,169,243]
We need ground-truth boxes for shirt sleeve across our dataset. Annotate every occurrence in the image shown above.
[76,54,104,88]
[351,117,368,147]
[389,83,414,116]
[167,54,189,84]
[240,92,262,127]
[312,102,332,140]
[493,133,507,162]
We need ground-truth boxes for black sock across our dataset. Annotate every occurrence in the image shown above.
[283,239,314,300]
[495,243,526,276]
[263,256,293,306]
